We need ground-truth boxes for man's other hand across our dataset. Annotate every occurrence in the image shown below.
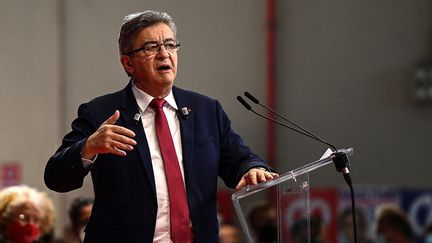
[235,168,279,191]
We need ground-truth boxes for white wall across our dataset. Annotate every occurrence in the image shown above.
[276,0,432,186]
[0,0,63,224]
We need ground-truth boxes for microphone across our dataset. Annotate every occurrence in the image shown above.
[237,92,350,175]
[179,107,191,119]
[237,96,252,110]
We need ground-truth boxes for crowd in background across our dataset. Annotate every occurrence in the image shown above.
[218,201,432,243]
[0,184,431,243]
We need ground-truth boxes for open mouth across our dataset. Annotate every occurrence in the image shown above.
[156,64,171,71]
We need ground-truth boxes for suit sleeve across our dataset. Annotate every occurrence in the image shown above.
[44,103,97,192]
[215,101,273,188]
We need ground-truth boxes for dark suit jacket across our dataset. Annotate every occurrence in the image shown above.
[44,82,271,243]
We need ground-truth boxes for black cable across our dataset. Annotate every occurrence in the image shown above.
[344,174,358,243]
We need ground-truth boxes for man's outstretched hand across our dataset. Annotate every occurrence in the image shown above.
[81,110,137,159]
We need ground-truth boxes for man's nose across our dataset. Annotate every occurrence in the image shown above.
[157,45,170,58]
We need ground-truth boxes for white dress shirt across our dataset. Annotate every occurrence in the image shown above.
[132,83,185,243]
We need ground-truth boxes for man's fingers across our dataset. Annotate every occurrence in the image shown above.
[89,139,131,157]
[257,171,267,182]
[235,178,247,191]
[249,172,258,185]
[236,169,279,191]
[110,147,127,156]
[110,140,135,152]
[94,134,135,153]
[103,110,120,125]
[111,125,136,139]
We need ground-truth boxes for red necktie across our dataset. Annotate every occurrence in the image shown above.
[150,98,192,243]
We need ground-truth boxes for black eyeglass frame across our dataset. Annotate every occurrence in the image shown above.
[126,39,181,56]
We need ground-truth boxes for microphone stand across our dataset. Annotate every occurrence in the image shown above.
[238,92,358,243]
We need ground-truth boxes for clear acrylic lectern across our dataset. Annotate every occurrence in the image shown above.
[232,148,353,243]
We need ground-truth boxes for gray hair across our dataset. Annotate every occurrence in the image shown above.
[118,10,177,55]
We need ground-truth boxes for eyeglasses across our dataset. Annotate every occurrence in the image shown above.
[11,213,41,225]
[127,39,180,56]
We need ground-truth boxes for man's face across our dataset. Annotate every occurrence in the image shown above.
[121,23,178,98]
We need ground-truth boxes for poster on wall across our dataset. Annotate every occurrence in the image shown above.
[400,189,432,241]
[1,162,21,188]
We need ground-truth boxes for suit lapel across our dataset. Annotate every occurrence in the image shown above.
[173,87,194,184]
[119,82,156,196]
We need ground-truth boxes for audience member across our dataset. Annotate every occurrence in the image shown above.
[422,222,432,243]
[62,197,93,243]
[338,207,371,243]
[248,202,277,243]
[290,216,324,243]
[219,222,242,243]
[0,185,55,243]
[375,203,414,243]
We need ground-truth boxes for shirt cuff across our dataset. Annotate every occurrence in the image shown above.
[254,167,268,171]
[82,154,97,168]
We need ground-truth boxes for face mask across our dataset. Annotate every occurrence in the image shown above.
[7,221,40,243]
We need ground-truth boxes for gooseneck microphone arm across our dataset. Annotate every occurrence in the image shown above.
[237,95,337,152]
[244,92,333,149]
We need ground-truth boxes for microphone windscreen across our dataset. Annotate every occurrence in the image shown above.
[244,92,259,104]
[237,96,252,110]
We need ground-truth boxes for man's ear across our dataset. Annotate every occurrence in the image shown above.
[120,55,133,75]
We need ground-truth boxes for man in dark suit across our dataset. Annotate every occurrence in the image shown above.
[45,10,277,243]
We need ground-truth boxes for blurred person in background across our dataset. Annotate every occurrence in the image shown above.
[0,185,55,243]
[248,202,277,243]
[219,222,242,243]
[338,207,371,243]
[423,222,432,243]
[290,216,324,243]
[375,203,414,243]
[62,197,93,243]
